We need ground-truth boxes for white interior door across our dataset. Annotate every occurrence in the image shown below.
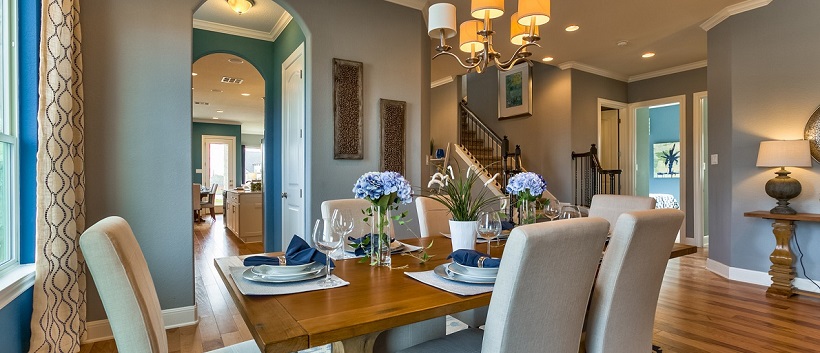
[202,135,236,213]
[281,43,305,250]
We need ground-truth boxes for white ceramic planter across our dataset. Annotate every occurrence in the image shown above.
[449,220,477,251]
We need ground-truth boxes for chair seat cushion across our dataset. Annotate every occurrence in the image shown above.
[206,340,260,353]
[396,328,483,353]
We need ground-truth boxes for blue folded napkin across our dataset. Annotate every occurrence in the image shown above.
[448,249,500,268]
[501,220,514,230]
[243,235,334,268]
[348,234,396,256]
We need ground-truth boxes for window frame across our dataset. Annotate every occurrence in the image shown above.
[0,0,20,277]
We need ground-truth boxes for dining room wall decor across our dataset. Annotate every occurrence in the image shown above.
[380,98,407,174]
[333,58,364,159]
[498,62,532,119]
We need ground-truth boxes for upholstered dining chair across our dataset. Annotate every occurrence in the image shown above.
[582,209,685,353]
[200,183,218,222]
[397,217,611,353]
[79,216,260,353]
[415,196,450,237]
[587,194,656,233]
[193,183,202,222]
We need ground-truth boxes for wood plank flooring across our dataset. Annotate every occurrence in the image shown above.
[80,216,820,353]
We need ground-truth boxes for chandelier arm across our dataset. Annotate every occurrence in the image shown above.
[496,42,542,69]
[433,51,481,70]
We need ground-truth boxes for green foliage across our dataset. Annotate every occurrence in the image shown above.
[426,162,503,222]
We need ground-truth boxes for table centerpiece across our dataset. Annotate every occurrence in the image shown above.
[353,171,413,267]
[506,172,547,225]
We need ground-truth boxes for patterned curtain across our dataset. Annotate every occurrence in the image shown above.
[29,0,86,352]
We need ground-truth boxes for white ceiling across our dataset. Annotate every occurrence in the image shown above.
[426,0,753,82]
[194,0,292,41]
[192,53,265,134]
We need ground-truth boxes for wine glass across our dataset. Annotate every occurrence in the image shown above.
[331,209,355,258]
[312,219,343,287]
[544,203,560,221]
[476,211,502,255]
[559,205,581,220]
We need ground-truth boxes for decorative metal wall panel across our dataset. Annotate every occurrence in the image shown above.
[804,105,820,162]
[333,58,364,159]
[380,99,407,174]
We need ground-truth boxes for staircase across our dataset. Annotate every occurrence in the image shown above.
[571,144,622,207]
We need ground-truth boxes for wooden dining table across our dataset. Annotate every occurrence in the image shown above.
[214,235,697,353]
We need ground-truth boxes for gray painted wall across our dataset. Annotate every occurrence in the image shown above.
[242,133,264,148]
[430,80,459,152]
[81,0,199,320]
[628,67,707,239]
[708,0,820,278]
[465,64,574,202]
[276,0,431,235]
[570,70,627,153]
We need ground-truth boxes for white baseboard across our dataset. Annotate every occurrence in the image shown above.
[706,259,820,294]
[83,305,198,343]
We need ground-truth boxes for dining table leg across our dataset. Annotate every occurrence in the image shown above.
[331,331,383,353]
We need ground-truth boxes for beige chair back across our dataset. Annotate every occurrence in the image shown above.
[481,217,610,353]
[79,216,168,353]
[320,198,395,239]
[588,194,656,233]
[584,209,685,353]
[193,183,201,211]
[415,197,450,238]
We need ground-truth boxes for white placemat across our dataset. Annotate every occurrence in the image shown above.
[329,242,424,260]
[228,266,349,296]
[405,270,494,296]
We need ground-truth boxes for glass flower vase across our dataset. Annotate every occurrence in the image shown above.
[519,199,537,225]
[370,205,392,267]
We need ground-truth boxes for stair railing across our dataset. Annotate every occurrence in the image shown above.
[458,101,504,174]
[571,144,622,207]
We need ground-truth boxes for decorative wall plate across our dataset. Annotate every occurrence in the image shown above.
[803,105,820,162]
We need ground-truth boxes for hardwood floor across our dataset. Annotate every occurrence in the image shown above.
[80,217,820,353]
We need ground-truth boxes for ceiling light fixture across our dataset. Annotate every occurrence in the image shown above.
[642,52,655,58]
[216,110,224,113]
[192,72,198,76]
[617,40,629,47]
[428,0,550,74]
[542,56,553,62]
[565,25,579,32]
[213,117,219,120]
[226,0,254,15]
[241,93,251,96]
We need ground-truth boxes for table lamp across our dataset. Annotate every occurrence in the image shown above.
[756,140,812,214]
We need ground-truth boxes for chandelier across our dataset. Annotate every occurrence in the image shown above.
[427,0,550,73]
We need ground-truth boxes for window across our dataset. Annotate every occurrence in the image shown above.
[0,0,17,274]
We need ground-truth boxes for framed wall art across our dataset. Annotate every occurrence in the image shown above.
[498,63,532,119]
[379,99,406,175]
[333,58,363,159]
[653,142,681,178]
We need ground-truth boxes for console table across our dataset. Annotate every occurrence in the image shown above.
[743,211,820,298]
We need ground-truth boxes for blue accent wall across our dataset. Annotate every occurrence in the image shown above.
[0,287,33,352]
[647,105,681,202]
[193,21,305,252]
[192,122,243,185]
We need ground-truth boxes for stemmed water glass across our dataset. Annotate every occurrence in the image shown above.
[544,203,560,221]
[559,205,581,220]
[331,209,355,258]
[476,211,502,255]
[312,219,343,287]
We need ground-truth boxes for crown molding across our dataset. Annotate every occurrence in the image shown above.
[628,60,708,83]
[431,76,454,88]
[558,61,629,82]
[701,0,772,31]
[384,0,426,10]
[193,118,242,126]
[193,12,293,42]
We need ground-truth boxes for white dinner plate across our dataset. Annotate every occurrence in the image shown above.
[251,261,316,276]
[449,261,499,277]
[433,264,495,284]
[447,263,497,279]
[243,265,327,283]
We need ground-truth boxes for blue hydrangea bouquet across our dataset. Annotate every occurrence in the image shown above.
[353,171,412,266]
[505,172,547,224]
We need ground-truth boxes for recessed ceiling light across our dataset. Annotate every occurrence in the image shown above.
[542,57,554,62]
[642,52,656,58]
[241,93,251,96]
[192,72,198,76]
[192,87,194,90]
[228,58,245,64]
[216,110,224,113]
[212,117,219,120]
[211,89,223,93]
[617,40,629,47]
[565,25,579,32]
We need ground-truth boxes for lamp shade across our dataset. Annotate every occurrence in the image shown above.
[756,140,812,167]
[226,0,254,14]
[518,0,551,26]
[510,11,539,45]
[428,3,457,39]
[460,20,484,52]
[471,0,504,19]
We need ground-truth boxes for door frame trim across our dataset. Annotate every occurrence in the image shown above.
[597,98,629,194]
[201,134,237,213]
[627,95,687,242]
[692,91,708,247]
[281,42,306,250]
